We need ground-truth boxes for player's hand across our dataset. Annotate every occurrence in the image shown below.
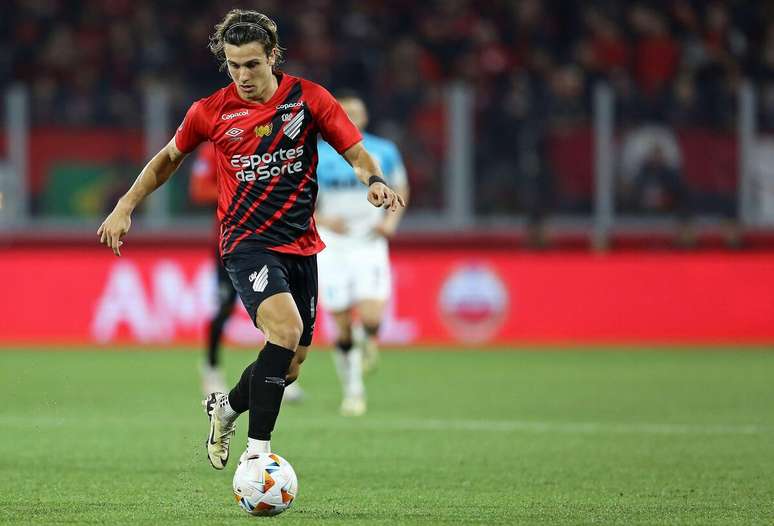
[368,182,406,212]
[97,204,132,257]
[326,216,349,235]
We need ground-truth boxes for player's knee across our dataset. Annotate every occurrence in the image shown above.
[333,314,353,341]
[362,322,380,338]
[336,338,354,353]
[272,322,302,350]
[261,307,303,350]
[337,323,353,343]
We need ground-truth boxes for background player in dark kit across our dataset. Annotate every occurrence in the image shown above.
[98,9,404,468]
[189,142,304,403]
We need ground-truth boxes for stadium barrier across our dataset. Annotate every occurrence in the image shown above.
[2,246,773,346]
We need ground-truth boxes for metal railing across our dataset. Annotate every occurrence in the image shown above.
[2,80,770,244]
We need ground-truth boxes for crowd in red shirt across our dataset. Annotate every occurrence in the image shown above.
[5,0,774,219]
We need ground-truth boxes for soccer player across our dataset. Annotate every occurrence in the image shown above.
[315,93,409,416]
[97,9,404,469]
[190,142,304,403]
[189,142,233,395]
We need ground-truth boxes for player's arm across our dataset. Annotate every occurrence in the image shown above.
[342,142,406,212]
[314,211,348,234]
[97,139,188,256]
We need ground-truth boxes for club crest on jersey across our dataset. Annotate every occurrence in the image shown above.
[255,122,273,137]
[283,111,304,140]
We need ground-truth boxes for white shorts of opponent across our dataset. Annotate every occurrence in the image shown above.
[317,238,391,313]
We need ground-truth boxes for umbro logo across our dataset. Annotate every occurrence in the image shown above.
[225,127,243,137]
[249,265,269,292]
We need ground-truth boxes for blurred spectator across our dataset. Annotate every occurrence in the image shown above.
[4,0,774,229]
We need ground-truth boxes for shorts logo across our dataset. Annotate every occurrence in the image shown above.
[283,111,304,140]
[255,122,273,137]
[225,127,243,137]
[249,265,269,292]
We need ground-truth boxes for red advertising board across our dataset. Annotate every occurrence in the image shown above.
[1,247,773,345]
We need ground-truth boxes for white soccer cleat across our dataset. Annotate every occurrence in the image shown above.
[282,382,304,404]
[201,363,227,396]
[237,449,250,465]
[203,392,236,470]
[340,395,366,417]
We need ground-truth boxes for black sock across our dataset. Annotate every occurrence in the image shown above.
[228,361,253,414]
[248,342,295,440]
[363,324,380,339]
[336,339,353,354]
[206,306,232,367]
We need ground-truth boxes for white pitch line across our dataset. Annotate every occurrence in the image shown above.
[0,415,769,436]
[284,417,770,436]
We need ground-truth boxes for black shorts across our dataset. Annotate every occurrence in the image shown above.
[223,246,318,347]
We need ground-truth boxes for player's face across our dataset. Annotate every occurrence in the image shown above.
[340,98,368,130]
[224,42,277,101]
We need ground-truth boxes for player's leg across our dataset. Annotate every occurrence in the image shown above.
[204,251,299,469]
[280,253,319,404]
[245,292,302,453]
[202,256,237,394]
[234,252,316,458]
[330,308,366,416]
[317,248,363,414]
[285,344,309,386]
[353,244,391,373]
[357,298,386,373]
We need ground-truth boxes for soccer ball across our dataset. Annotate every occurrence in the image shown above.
[233,452,298,516]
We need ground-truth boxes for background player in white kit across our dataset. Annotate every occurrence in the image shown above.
[315,92,409,416]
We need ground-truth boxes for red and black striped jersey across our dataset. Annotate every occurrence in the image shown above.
[175,73,362,257]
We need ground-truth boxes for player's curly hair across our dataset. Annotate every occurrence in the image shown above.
[209,9,285,70]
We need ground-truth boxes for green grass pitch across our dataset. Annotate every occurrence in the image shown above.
[1,347,773,525]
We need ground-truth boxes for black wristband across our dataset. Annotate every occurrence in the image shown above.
[368,175,387,186]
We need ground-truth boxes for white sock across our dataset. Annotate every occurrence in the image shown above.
[247,438,271,455]
[220,395,239,425]
[333,350,350,395]
[347,347,365,398]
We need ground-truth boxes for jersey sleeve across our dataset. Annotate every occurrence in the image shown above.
[175,101,210,153]
[306,83,362,154]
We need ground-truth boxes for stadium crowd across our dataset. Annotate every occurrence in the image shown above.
[4,0,774,226]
